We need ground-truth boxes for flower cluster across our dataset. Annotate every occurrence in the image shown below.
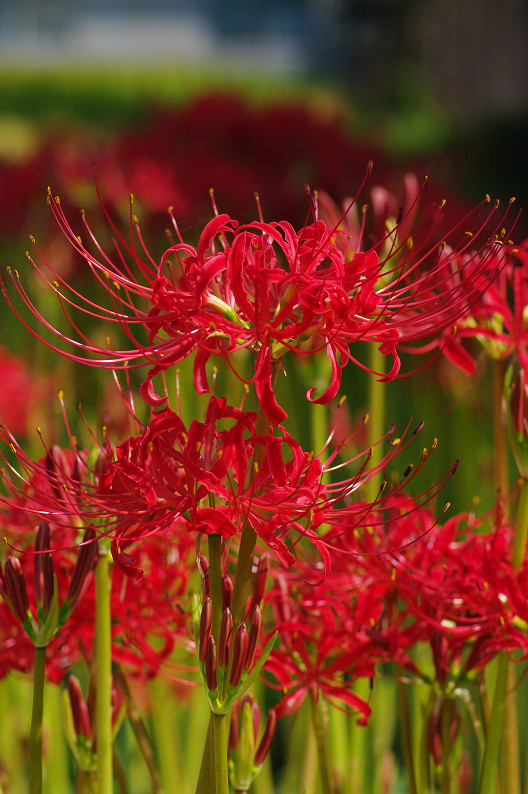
[0,162,524,794]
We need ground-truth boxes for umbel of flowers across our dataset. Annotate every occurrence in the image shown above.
[0,170,526,794]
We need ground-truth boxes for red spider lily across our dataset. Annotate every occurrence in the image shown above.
[263,565,378,723]
[440,239,528,375]
[100,395,328,572]
[0,510,195,682]
[102,390,447,578]
[334,497,528,681]
[1,183,515,426]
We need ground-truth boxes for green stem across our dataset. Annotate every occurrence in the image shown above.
[208,533,224,644]
[440,697,451,794]
[311,691,333,794]
[212,713,229,794]
[151,677,186,794]
[502,470,528,794]
[479,651,509,794]
[418,689,436,794]
[395,670,418,794]
[503,664,520,794]
[229,357,280,629]
[116,668,164,794]
[492,358,509,509]
[366,343,385,503]
[95,544,113,794]
[28,645,47,794]
[512,479,528,569]
[488,359,522,794]
[195,718,213,794]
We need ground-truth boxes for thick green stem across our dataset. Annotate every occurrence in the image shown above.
[117,668,164,794]
[487,359,522,794]
[28,645,46,794]
[311,691,333,794]
[503,470,528,794]
[208,533,224,644]
[503,664,520,794]
[195,718,213,794]
[440,697,451,794]
[95,545,113,794]
[229,360,277,629]
[479,652,509,794]
[513,479,528,569]
[395,670,418,794]
[212,713,229,794]
[366,344,385,504]
[492,359,509,509]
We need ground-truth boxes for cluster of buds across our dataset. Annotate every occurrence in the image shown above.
[194,595,274,715]
[0,522,97,647]
[228,696,277,793]
[193,557,276,715]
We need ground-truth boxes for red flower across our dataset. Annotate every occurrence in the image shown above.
[2,184,514,426]
[263,566,377,722]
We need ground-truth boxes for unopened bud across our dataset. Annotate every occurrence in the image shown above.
[205,635,218,692]
[199,554,210,598]
[245,606,262,671]
[199,598,212,663]
[229,699,241,750]
[247,554,269,617]
[222,575,233,611]
[34,522,55,615]
[230,623,249,688]
[67,676,92,740]
[255,708,277,765]
[3,556,31,624]
[61,528,97,624]
[219,608,233,670]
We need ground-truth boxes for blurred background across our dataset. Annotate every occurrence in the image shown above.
[1,0,527,211]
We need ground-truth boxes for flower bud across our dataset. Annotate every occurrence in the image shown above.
[245,606,262,672]
[67,675,92,740]
[255,708,277,766]
[222,574,233,611]
[247,554,268,617]
[3,556,31,624]
[229,699,241,751]
[63,676,96,773]
[60,527,97,624]
[229,699,276,792]
[230,622,249,688]
[218,608,233,670]
[199,598,212,663]
[34,522,55,616]
[205,635,218,693]
[199,554,210,598]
